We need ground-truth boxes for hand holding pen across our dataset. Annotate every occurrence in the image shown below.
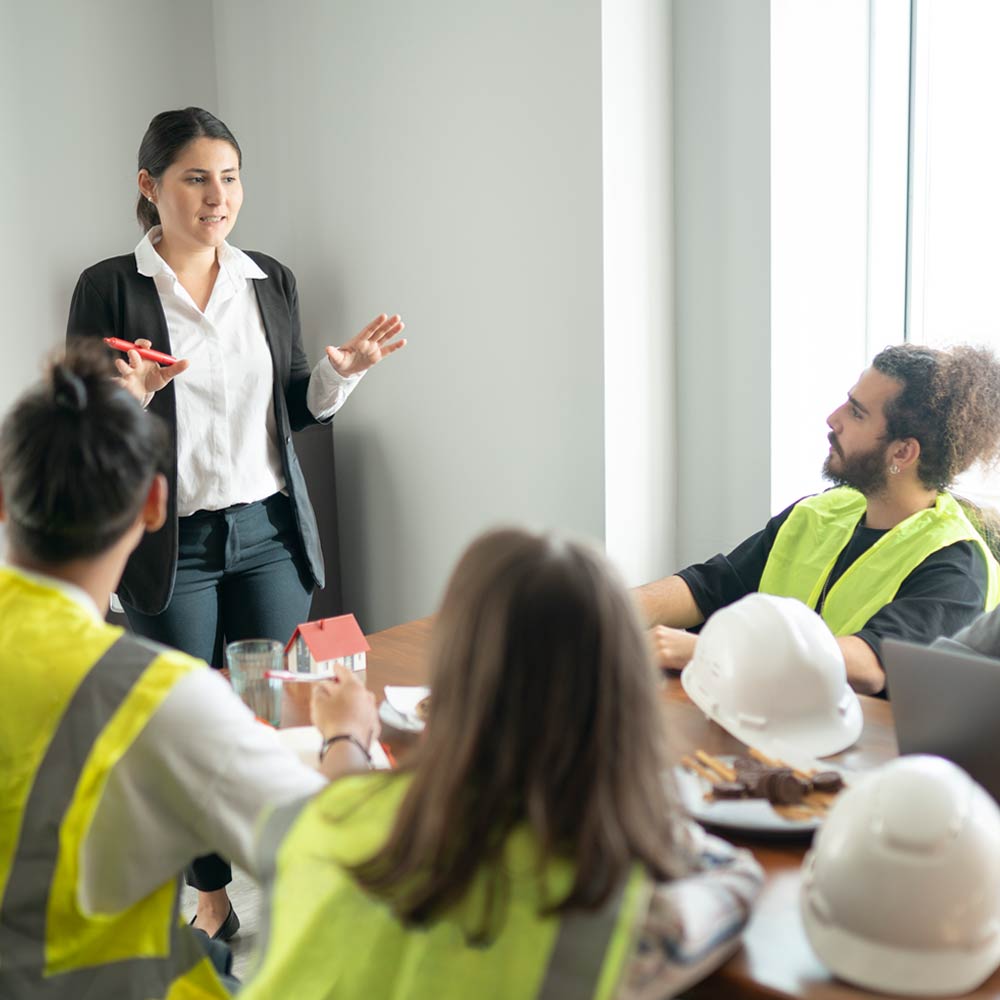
[105,337,189,402]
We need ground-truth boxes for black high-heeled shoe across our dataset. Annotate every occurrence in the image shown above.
[190,904,240,942]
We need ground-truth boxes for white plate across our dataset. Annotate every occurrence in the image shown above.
[384,685,430,717]
[674,755,837,836]
[380,686,429,732]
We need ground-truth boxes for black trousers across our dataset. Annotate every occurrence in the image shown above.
[125,493,313,892]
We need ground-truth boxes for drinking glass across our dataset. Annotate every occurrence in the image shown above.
[226,639,284,726]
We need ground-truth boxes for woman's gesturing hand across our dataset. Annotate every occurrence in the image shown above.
[113,338,189,402]
[325,313,406,377]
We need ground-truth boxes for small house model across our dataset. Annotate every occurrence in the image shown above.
[285,614,370,675]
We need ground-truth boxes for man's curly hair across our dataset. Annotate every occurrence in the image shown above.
[873,343,1000,491]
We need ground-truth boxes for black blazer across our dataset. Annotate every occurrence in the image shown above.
[66,251,328,614]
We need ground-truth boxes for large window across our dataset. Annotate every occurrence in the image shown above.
[907,0,1000,504]
[771,0,1000,511]
[770,0,873,510]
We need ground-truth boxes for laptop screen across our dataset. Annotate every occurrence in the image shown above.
[881,637,1000,803]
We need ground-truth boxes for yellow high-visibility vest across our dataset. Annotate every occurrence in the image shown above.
[244,774,649,1000]
[0,568,229,999]
[758,488,1000,635]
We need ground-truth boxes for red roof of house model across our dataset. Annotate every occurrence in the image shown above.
[285,614,371,660]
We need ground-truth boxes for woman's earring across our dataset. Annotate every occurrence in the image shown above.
[890,463,900,475]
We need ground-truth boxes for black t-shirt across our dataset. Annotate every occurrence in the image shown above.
[677,498,989,668]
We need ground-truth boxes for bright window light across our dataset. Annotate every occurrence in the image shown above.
[907,0,1000,506]
[770,0,871,511]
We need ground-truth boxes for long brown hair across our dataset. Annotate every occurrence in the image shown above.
[351,528,685,939]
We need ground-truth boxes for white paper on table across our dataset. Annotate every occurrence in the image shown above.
[276,726,391,771]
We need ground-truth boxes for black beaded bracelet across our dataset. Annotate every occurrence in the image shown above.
[318,733,373,767]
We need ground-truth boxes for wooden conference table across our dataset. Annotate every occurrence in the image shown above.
[363,617,1000,1000]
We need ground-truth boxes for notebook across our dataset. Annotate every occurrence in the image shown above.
[881,637,1000,802]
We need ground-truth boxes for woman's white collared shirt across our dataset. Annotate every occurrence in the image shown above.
[135,228,360,516]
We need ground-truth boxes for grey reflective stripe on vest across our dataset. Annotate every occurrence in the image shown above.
[255,796,314,879]
[256,797,635,1000]
[0,635,215,999]
[251,794,315,976]
[536,881,628,1000]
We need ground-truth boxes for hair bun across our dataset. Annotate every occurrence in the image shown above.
[52,364,88,413]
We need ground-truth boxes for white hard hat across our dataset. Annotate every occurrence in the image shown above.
[801,755,1000,996]
[680,593,862,758]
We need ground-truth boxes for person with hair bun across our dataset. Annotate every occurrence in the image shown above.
[0,344,380,997]
[638,342,1000,696]
[67,106,405,936]
[243,528,762,1000]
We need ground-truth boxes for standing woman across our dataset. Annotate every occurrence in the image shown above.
[66,107,405,939]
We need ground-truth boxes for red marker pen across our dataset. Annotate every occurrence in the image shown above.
[380,741,398,769]
[103,337,178,366]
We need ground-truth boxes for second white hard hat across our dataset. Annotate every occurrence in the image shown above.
[680,592,862,758]
[801,755,1000,996]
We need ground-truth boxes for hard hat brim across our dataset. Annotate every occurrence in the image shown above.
[681,660,864,759]
[801,888,1000,996]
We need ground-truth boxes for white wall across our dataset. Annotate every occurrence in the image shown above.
[0,0,219,559]
[0,0,218,416]
[213,0,610,630]
[672,0,772,565]
[1,1,681,628]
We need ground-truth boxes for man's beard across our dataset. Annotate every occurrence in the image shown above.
[822,434,891,496]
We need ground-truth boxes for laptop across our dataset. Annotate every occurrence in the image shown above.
[881,637,1000,802]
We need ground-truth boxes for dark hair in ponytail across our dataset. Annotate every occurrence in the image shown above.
[0,341,170,562]
[136,107,242,231]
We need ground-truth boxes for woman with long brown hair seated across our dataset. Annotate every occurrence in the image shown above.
[244,528,762,999]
